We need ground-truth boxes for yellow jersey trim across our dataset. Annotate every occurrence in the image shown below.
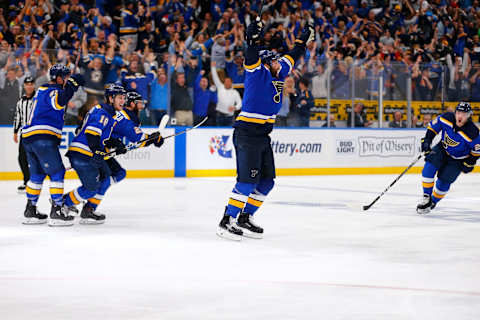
[236,116,276,124]
[22,130,62,139]
[458,131,472,142]
[85,129,101,136]
[244,59,261,70]
[284,55,294,67]
[439,117,453,127]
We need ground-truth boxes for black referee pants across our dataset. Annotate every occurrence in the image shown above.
[18,139,30,185]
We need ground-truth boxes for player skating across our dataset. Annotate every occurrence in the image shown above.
[81,91,165,219]
[63,84,127,224]
[21,64,84,226]
[417,102,480,214]
[216,19,314,240]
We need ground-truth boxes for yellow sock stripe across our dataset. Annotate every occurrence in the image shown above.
[26,186,41,195]
[69,191,80,205]
[49,188,64,195]
[422,182,435,188]
[432,191,446,199]
[88,198,101,205]
[247,197,263,207]
[228,198,245,209]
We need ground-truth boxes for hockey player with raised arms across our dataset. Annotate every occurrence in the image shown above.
[81,91,165,217]
[417,102,480,214]
[63,84,127,224]
[216,19,314,240]
[21,64,84,226]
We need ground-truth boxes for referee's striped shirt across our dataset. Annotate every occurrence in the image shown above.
[13,94,34,134]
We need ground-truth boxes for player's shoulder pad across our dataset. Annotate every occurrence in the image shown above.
[462,120,479,140]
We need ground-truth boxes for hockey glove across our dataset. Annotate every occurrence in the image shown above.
[245,18,262,46]
[145,131,164,148]
[66,74,85,91]
[461,156,477,173]
[295,24,315,47]
[421,138,432,154]
[105,138,127,155]
[90,150,106,168]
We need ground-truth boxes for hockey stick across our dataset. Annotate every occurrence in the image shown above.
[362,153,424,211]
[104,115,208,158]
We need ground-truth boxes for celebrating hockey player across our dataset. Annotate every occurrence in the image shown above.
[83,91,165,217]
[21,64,84,226]
[417,102,480,214]
[216,19,314,240]
[63,84,127,224]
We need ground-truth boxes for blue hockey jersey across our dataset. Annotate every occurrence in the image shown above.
[21,84,73,141]
[234,55,294,133]
[68,104,118,157]
[119,9,139,35]
[111,108,148,147]
[428,112,480,159]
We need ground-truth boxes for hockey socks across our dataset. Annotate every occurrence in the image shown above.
[243,179,274,215]
[225,182,255,218]
[432,179,450,204]
[421,162,437,196]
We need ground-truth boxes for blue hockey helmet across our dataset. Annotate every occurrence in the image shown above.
[49,64,71,81]
[105,84,127,102]
[456,102,472,115]
[259,50,280,65]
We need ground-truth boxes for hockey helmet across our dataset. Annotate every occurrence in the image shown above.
[456,102,472,115]
[105,84,127,101]
[49,64,71,80]
[126,91,143,106]
[259,50,280,65]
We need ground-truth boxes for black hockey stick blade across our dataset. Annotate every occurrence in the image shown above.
[362,153,424,211]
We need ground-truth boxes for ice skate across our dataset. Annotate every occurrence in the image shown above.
[17,184,26,194]
[79,205,105,225]
[48,203,74,226]
[23,200,47,225]
[217,211,243,241]
[417,194,434,214]
[236,212,263,239]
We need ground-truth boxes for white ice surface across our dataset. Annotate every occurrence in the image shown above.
[1,174,480,319]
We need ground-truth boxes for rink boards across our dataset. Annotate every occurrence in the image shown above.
[1,126,475,180]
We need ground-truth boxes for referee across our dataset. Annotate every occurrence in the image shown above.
[13,76,35,193]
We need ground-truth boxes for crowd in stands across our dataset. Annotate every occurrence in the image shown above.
[1,0,479,127]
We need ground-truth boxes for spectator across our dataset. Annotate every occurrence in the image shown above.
[225,51,245,96]
[276,76,295,127]
[347,103,372,128]
[65,86,87,126]
[0,58,29,124]
[121,54,156,102]
[389,111,407,128]
[171,71,193,126]
[322,114,336,128]
[119,0,139,53]
[150,68,169,126]
[211,61,241,127]
[421,114,432,128]
[193,69,217,126]
[291,78,314,127]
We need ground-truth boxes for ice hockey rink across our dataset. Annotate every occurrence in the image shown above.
[1,174,479,319]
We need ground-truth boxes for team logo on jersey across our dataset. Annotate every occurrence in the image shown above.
[209,135,232,158]
[272,81,284,103]
[250,169,259,178]
[442,132,460,148]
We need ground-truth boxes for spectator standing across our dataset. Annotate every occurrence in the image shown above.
[119,0,139,53]
[276,76,295,127]
[0,58,29,124]
[193,70,217,126]
[150,68,169,126]
[211,61,242,127]
[291,78,314,127]
[171,71,193,126]
[13,76,36,193]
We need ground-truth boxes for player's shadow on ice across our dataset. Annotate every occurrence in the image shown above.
[421,208,480,222]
